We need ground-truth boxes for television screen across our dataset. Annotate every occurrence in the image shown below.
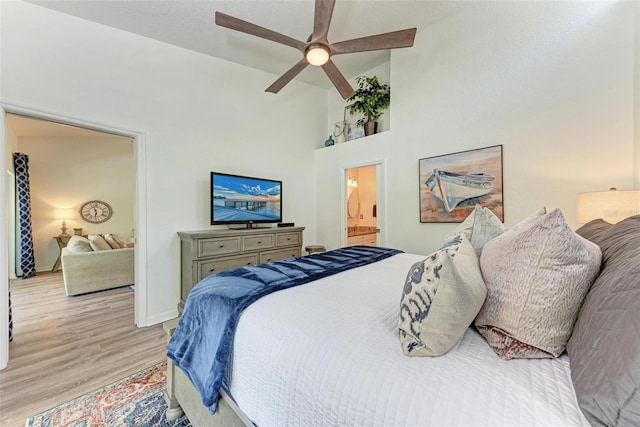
[211,172,282,226]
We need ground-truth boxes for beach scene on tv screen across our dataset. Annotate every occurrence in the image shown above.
[213,176,281,221]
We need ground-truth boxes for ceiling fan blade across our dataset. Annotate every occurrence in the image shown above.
[312,0,336,42]
[265,59,310,94]
[321,60,355,100]
[216,12,306,52]
[330,28,417,55]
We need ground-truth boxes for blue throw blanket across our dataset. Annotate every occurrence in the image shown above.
[166,245,403,414]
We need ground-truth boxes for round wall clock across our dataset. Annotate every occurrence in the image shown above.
[80,200,113,224]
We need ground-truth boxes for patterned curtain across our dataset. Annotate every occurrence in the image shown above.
[13,153,36,278]
[8,289,12,342]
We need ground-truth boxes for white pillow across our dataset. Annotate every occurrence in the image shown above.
[399,234,487,357]
[103,233,121,249]
[66,235,93,253]
[475,208,601,359]
[444,204,506,256]
[88,234,112,251]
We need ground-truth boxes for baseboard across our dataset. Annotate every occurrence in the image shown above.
[146,309,179,326]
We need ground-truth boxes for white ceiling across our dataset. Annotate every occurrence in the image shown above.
[24,0,461,89]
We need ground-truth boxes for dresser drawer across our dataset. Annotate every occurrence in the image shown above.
[347,233,377,246]
[197,254,258,280]
[243,234,274,251]
[276,232,301,247]
[260,247,301,264]
[198,237,241,257]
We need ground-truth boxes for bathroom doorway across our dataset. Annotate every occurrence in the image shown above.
[345,165,378,247]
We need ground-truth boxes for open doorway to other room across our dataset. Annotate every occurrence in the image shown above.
[345,165,378,247]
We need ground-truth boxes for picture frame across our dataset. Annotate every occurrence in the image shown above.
[346,120,364,141]
[419,145,503,223]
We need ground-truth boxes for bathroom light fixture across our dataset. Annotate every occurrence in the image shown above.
[54,208,74,236]
[305,44,330,66]
[577,187,640,224]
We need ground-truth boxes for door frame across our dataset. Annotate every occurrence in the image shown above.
[342,159,386,248]
[1,103,148,370]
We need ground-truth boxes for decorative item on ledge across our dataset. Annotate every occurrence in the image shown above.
[324,135,334,147]
[577,187,640,224]
[333,120,346,143]
[346,76,390,137]
[73,227,83,236]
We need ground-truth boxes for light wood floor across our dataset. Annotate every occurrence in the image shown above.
[0,272,167,426]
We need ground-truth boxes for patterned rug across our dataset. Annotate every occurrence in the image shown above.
[26,362,191,426]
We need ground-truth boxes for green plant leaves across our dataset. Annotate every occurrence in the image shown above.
[346,75,390,126]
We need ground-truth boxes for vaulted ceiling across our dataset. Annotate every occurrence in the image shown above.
[25,0,461,89]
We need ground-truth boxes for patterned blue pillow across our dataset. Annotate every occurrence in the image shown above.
[398,235,486,356]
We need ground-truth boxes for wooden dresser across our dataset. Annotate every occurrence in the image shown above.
[177,226,305,313]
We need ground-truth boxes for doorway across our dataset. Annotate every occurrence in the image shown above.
[344,162,384,248]
[6,114,134,276]
[1,104,148,370]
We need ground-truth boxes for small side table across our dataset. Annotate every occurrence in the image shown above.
[52,235,72,272]
[305,245,326,255]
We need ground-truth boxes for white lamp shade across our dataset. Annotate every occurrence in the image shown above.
[54,208,74,220]
[577,189,640,224]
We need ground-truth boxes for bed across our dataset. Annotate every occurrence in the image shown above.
[166,210,640,427]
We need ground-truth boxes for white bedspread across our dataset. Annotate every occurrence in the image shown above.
[229,253,589,426]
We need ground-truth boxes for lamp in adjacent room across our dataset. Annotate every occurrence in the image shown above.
[577,187,640,224]
[54,208,74,236]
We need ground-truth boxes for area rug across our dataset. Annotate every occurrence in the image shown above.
[26,362,191,427]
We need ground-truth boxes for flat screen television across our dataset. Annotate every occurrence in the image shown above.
[211,172,282,227]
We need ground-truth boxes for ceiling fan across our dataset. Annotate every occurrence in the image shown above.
[215,0,417,100]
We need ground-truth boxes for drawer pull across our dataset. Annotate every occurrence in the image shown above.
[210,268,216,272]
[287,238,291,241]
[266,258,271,262]
[219,244,224,248]
[258,241,262,244]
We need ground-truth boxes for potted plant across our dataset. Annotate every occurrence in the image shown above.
[346,76,390,136]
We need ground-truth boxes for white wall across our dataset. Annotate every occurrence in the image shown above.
[317,1,639,255]
[16,136,134,271]
[1,1,325,325]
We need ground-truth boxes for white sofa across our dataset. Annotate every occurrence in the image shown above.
[61,246,134,296]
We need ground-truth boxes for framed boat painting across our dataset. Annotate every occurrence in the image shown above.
[419,145,503,223]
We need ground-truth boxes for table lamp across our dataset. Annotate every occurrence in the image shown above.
[577,187,640,224]
[54,208,74,236]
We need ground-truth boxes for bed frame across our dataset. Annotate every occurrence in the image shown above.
[163,319,252,427]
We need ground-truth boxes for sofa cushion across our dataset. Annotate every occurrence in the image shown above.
[567,215,640,426]
[66,235,92,253]
[444,204,506,256]
[399,234,486,357]
[475,208,601,359]
[88,234,112,251]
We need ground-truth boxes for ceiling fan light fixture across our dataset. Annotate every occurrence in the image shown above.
[305,44,330,66]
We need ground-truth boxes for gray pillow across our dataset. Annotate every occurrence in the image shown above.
[575,218,614,246]
[399,234,486,357]
[567,215,640,426]
[476,208,601,359]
